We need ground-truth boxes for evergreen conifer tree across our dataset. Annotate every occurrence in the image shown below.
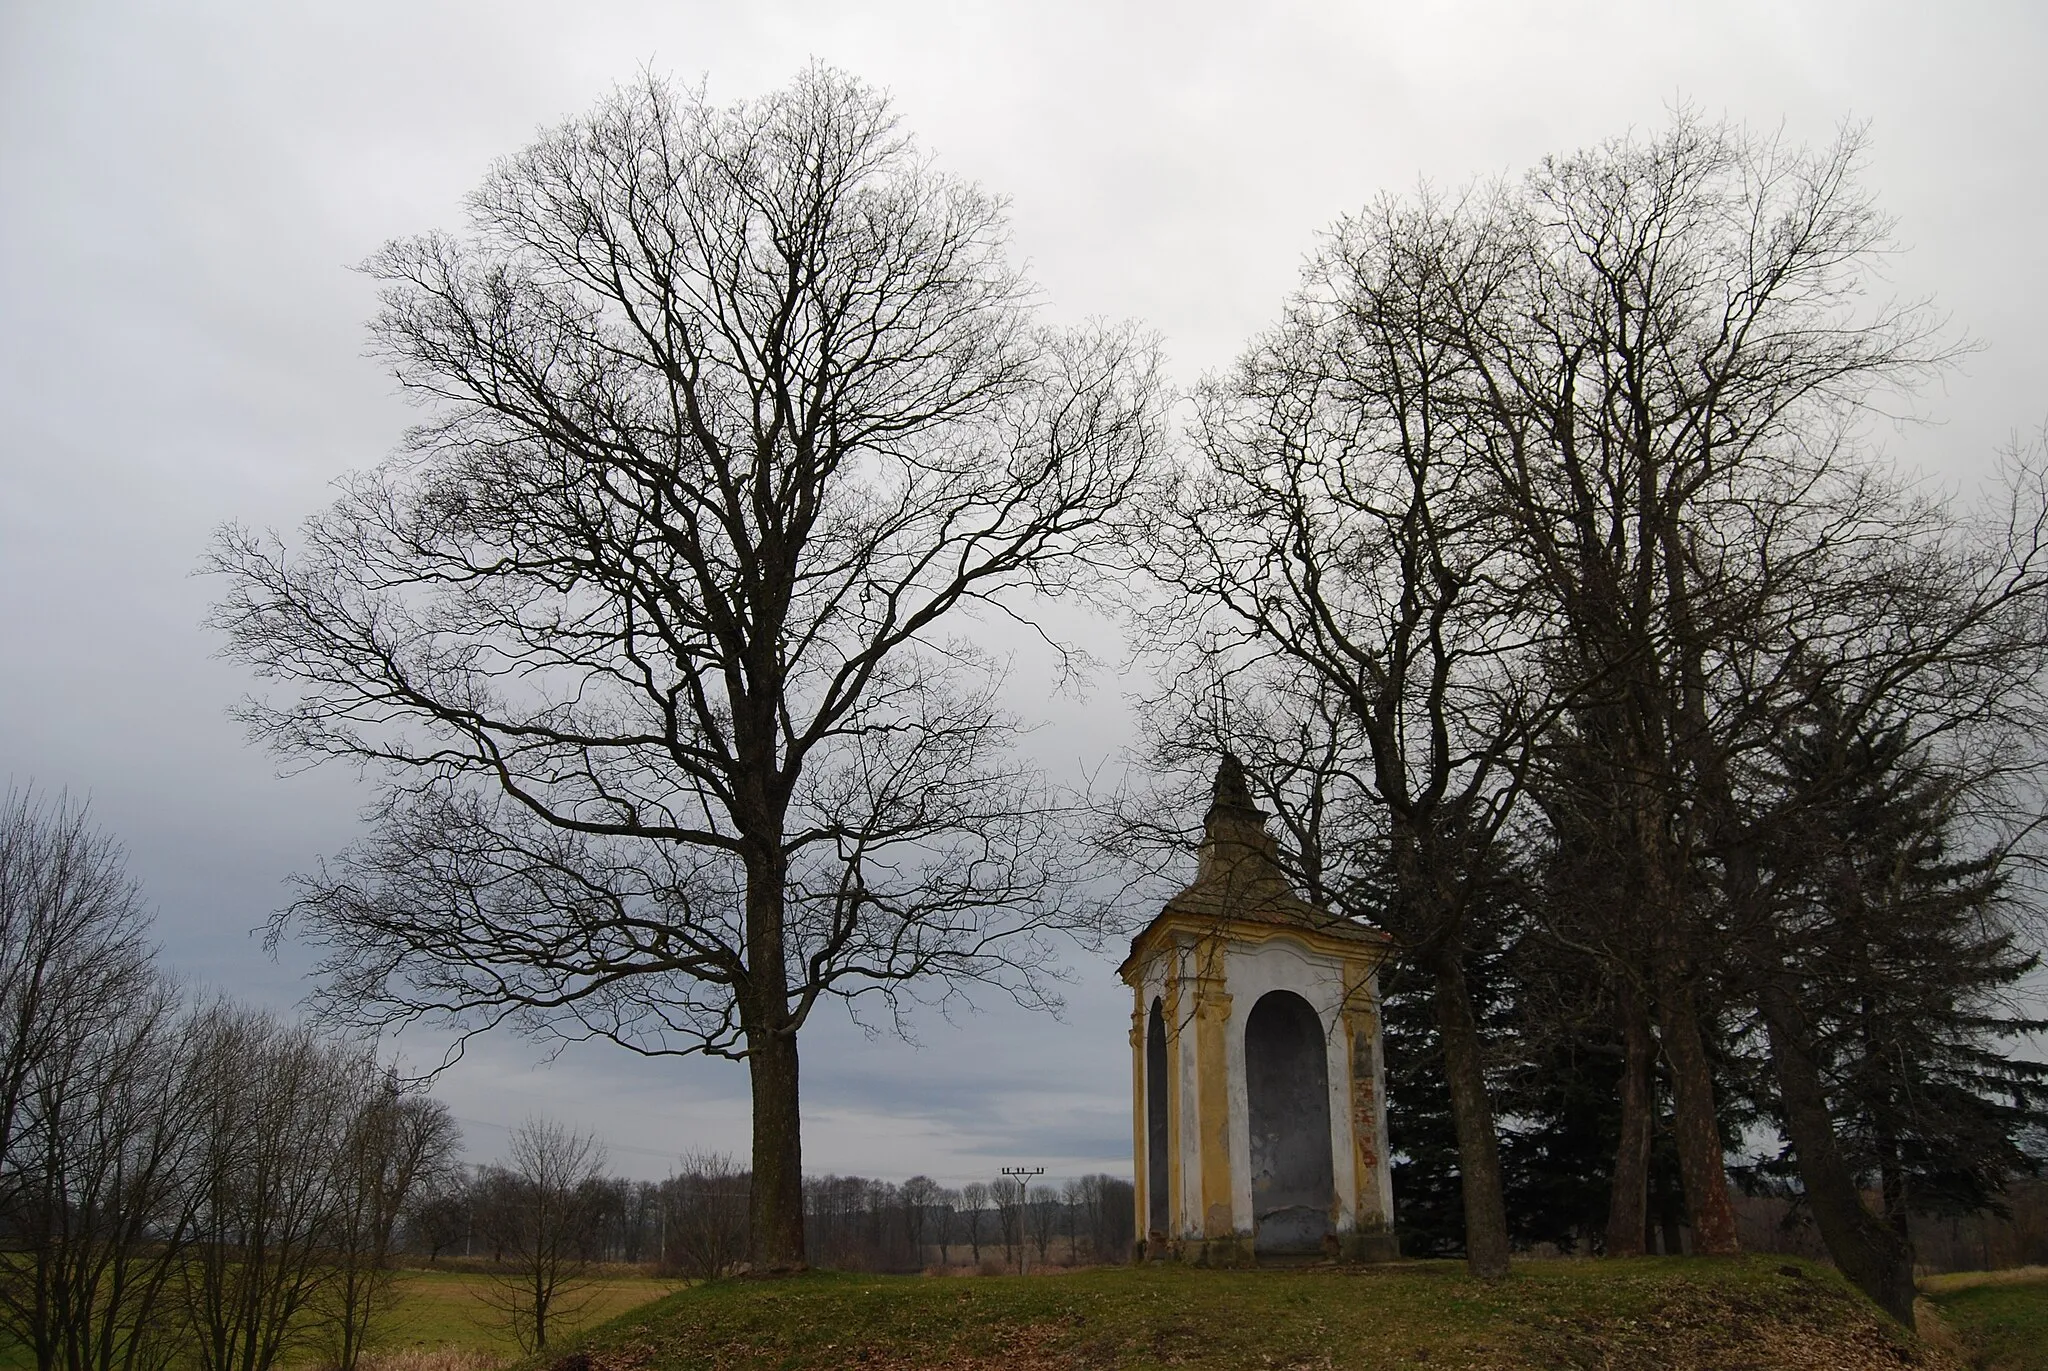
[1761,701,2048,1234]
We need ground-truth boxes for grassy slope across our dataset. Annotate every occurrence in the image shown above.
[1923,1266,2048,1371]
[557,1258,1953,1371]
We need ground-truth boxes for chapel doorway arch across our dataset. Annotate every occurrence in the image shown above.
[1245,988,1334,1253]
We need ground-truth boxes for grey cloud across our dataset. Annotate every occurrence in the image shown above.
[5,0,2044,1183]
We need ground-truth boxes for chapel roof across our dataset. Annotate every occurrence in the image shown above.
[1117,755,1387,980]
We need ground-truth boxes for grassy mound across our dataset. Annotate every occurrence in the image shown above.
[549,1256,1955,1371]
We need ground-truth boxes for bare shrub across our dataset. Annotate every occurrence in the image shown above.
[663,1152,748,1281]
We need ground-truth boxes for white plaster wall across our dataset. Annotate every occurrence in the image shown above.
[1132,934,1386,1243]
[1221,937,1360,1237]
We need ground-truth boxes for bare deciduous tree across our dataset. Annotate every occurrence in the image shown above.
[401,1176,471,1266]
[0,791,196,1371]
[478,1120,607,1353]
[931,1186,958,1266]
[958,1182,988,1266]
[898,1174,938,1268]
[323,1082,461,1371]
[0,975,198,1371]
[180,1007,372,1371]
[988,1177,1024,1271]
[0,793,474,1364]
[209,66,1161,1271]
[1477,118,1936,1265]
[0,789,157,1219]
[1460,116,1987,1313]
[1025,1183,1057,1266]
[1137,190,1556,1278]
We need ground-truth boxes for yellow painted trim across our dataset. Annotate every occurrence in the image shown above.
[1162,965,1184,1240]
[1192,935,1234,1237]
[1129,989,1147,1244]
[1341,957,1385,1227]
[1119,911,1388,981]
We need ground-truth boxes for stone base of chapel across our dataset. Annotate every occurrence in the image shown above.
[1133,1228,1400,1266]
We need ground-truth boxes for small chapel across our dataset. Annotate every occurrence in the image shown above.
[1118,756,1397,1263]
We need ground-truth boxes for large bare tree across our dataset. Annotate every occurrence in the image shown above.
[1456,117,2048,1320]
[209,68,1160,1268]
[1463,116,1948,1262]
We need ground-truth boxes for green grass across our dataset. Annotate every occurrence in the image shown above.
[374,1267,679,1358]
[1923,1265,2048,1370]
[15,1258,2032,1370]
[548,1257,1946,1371]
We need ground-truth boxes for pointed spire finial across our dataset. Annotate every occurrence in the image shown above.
[1191,748,1287,897]
[1212,751,1254,812]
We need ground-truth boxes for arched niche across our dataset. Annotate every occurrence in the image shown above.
[1245,988,1334,1253]
[1146,998,1169,1238]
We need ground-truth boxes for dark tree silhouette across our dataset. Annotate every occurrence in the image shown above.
[1759,701,2048,1236]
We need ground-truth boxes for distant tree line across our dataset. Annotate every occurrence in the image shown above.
[401,1162,1135,1277]
[801,1172,1134,1272]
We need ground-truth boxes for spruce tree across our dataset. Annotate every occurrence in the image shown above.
[1762,701,2048,1234]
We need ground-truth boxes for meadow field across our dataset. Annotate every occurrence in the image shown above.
[368,1267,679,1362]
[0,1267,679,1371]
[1921,1265,2048,1371]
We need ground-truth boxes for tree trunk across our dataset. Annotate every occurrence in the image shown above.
[1626,772,1740,1258]
[1757,970,1917,1327]
[741,829,805,1272]
[1865,1004,1913,1244]
[1651,967,1741,1255]
[1654,1165,1684,1255]
[1876,1129,1911,1244]
[1709,803,1912,1319]
[1430,945,1511,1280]
[1604,975,1654,1257]
[745,1024,805,1270]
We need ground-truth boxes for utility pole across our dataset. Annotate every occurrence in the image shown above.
[1001,1166,1045,1275]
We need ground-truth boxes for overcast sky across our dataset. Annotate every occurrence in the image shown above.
[3,0,2045,1185]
